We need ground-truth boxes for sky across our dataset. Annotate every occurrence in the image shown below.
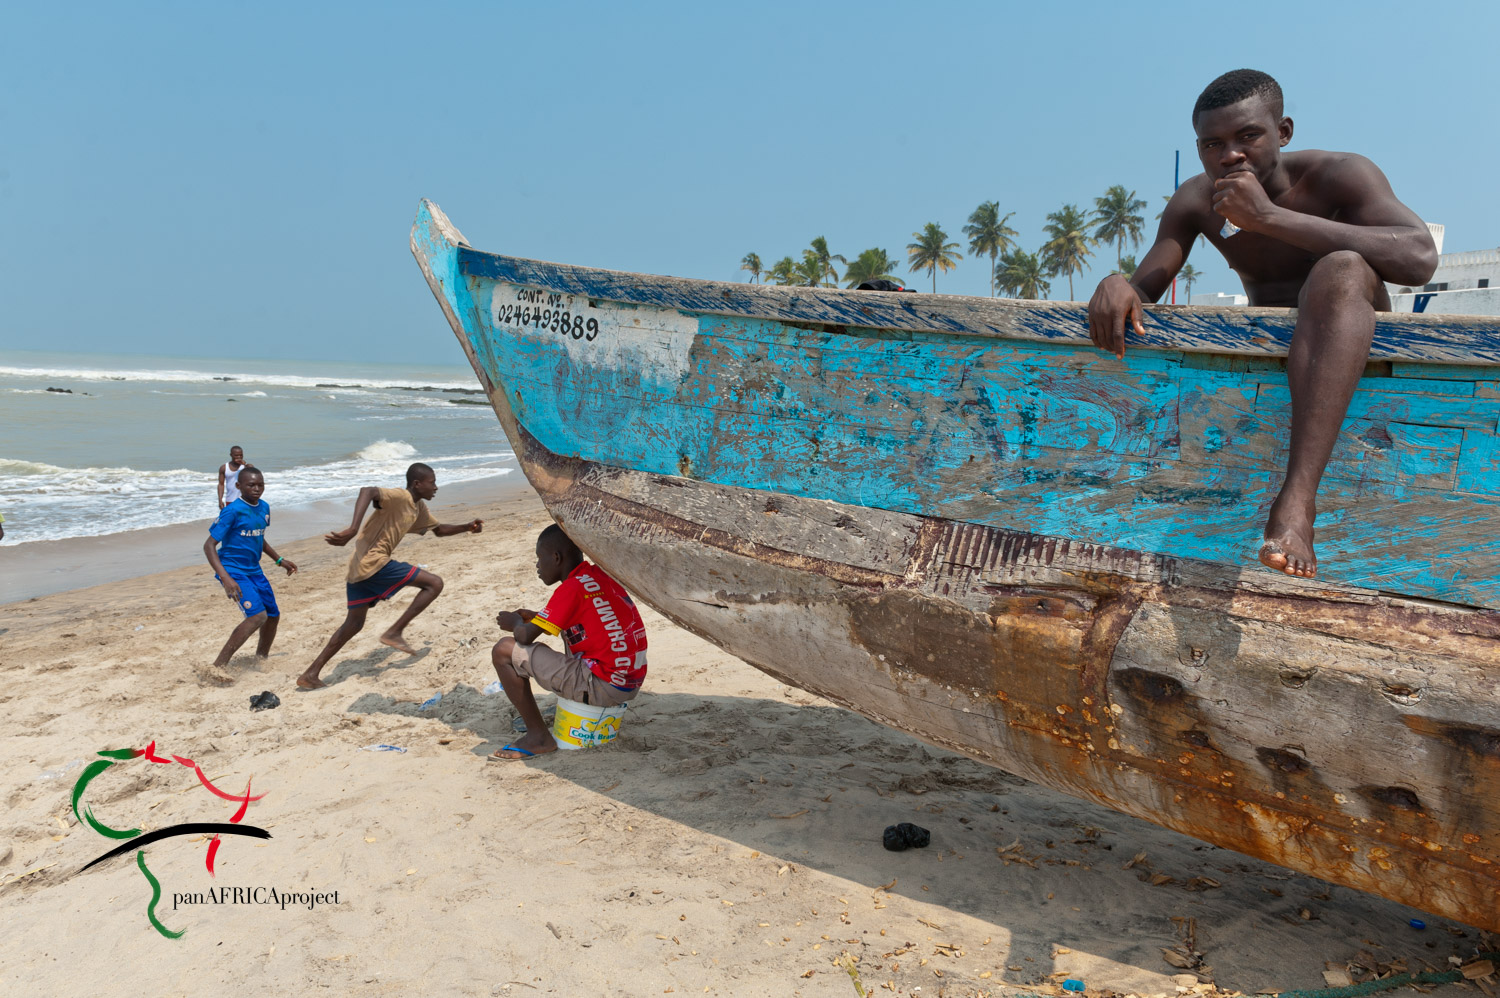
[2,0,1495,367]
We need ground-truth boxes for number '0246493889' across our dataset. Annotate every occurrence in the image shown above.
[493,289,600,341]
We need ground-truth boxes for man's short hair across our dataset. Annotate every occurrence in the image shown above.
[1193,69,1283,123]
[405,462,434,485]
[230,445,243,453]
[538,523,581,560]
[238,465,262,480]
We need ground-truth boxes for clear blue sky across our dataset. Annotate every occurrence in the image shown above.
[2,0,1494,366]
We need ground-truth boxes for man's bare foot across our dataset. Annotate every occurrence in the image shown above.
[379,633,419,655]
[197,663,235,686]
[1259,495,1317,578]
[487,731,558,761]
[296,674,326,690]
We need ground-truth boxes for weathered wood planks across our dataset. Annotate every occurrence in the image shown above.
[412,199,1500,931]
[455,245,1500,364]
[477,281,1498,608]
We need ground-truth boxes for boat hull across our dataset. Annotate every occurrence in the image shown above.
[412,201,1500,930]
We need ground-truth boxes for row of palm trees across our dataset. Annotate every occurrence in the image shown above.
[738,187,1204,301]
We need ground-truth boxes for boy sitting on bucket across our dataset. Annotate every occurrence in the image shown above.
[489,524,648,760]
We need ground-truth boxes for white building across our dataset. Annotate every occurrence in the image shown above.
[1189,291,1248,307]
[1387,237,1500,316]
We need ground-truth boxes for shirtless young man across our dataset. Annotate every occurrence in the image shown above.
[296,462,482,690]
[1087,69,1437,578]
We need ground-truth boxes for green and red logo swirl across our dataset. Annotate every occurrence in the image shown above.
[73,741,270,938]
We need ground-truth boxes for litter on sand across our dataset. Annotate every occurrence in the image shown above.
[249,691,280,711]
[882,822,931,851]
[361,744,407,753]
[419,693,442,710]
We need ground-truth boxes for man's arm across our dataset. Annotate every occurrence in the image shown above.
[496,608,544,644]
[1213,154,1437,286]
[1088,184,1202,358]
[203,536,242,604]
[325,487,380,546]
[432,518,484,538]
[217,466,226,509]
[260,540,298,576]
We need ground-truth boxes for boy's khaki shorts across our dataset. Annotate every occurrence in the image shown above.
[511,642,638,708]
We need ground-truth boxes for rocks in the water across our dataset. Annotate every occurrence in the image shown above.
[46,387,73,394]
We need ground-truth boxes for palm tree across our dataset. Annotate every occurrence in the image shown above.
[807,237,846,286]
[906,222,963,293]
[1041,204,1095,300]
[1113,254,1137,281]
[962,202,1018,296]
[995,249,1051,300]
[1093,185,1148,272]
[1179,263,1201,302]
[766,256,798,286]
[739,252,762,283]
[795,250,830,287]
[843,248,901,288]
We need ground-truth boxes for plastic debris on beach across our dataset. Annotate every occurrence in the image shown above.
[1063,979,1086,992]
[361,744,407,753]
[249,691,280,712]
[512,715,527,733]
[882,822,932,851]
[38,759,83,781]
[482,680,503,695]
[1410,919,1426,929]
[418,692,442,710]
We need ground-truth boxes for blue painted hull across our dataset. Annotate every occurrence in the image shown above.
[412,201,1500,929]
[422,206,1500,611]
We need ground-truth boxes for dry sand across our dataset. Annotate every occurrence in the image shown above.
[1,486,1491,996]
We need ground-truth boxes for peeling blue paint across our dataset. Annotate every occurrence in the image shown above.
[412,202,1500,610]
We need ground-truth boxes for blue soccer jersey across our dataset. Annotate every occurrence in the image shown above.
[209,498,270,575]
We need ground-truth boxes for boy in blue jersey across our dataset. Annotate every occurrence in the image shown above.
[202,467,298,682]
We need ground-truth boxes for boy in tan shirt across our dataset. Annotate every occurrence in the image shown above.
[297,462,482,690]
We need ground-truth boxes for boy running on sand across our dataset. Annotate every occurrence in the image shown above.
[297,462,482,690]
[202,466,297,683]
[488,525,648,760]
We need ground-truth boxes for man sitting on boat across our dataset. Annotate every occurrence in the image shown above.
[487,525,648,760]
[1086,68,1437,579]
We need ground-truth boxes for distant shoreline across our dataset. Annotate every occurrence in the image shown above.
[0,473,533,605]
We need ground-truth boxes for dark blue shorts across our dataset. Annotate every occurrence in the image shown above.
[219,570,279,618]
[346,560,420,607]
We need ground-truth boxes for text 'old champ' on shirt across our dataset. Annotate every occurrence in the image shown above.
[346,487,440,583]
[209,497,270,575]
[533,562,648,690]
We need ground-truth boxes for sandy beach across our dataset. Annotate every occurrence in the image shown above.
[0,483,1490,996]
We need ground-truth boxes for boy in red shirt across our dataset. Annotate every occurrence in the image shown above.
[489,525,648,760]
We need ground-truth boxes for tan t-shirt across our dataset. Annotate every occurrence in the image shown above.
[346,488,440,582]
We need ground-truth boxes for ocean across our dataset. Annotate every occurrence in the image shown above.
[0,350,517,546]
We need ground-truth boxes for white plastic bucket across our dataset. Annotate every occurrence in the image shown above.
[550,696,628,750]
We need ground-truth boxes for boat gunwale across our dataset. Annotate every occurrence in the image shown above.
[455,244,1500,367]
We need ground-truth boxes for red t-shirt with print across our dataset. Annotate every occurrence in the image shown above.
[532,562,648,690]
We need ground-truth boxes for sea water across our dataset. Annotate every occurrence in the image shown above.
[0,349,516,544]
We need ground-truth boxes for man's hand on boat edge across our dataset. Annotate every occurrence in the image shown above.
[1087,274,1147,359]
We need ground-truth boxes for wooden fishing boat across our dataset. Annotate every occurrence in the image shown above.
[411,200,1500,930]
